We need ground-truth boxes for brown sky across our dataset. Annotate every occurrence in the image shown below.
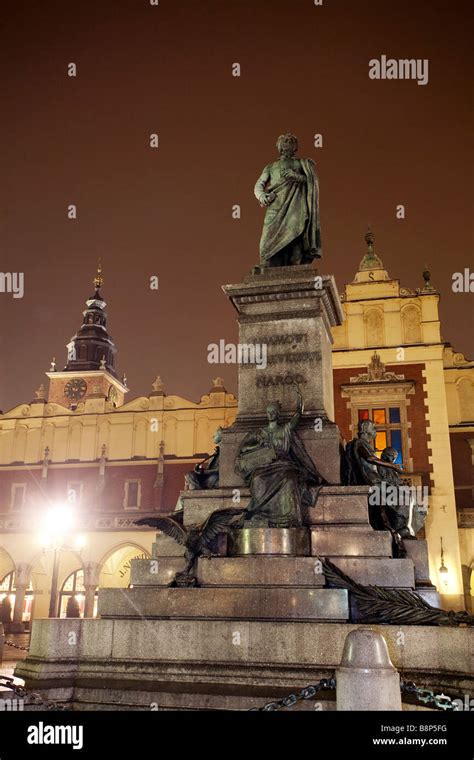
[0,0,473,412]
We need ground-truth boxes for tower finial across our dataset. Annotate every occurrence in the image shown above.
[364,226,375,252]
[422,263,434,291]
[93,259,104,291]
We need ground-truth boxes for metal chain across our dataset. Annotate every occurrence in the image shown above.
[252,679,463,712]
[0,675,68,711]
[249,678,336,711]
[4,639,30,652]
[401,681,462,711]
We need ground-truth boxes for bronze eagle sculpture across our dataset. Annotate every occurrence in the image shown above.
[134,507,243,586]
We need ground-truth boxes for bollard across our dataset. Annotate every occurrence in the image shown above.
[336,628,401,711]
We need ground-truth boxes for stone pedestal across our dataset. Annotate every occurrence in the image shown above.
[99,484,422,627]
[220,265,344,486]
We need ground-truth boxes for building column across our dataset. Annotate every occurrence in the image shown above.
[83,562,100,618]
[422,359,464,610]
[11,563,32,633]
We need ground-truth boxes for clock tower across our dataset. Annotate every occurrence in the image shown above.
[46,263,128,409]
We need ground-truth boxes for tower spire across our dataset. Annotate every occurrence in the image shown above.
[93,258,104,292]
[64,265,118,377]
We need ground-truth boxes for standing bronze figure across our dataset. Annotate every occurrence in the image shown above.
[254,133,321,267]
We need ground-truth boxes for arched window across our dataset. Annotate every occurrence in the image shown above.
[0,571,34,625]
[59,569,97,618]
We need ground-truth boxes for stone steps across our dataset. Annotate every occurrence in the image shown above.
[15,618,474,711]
[311,529,393,557]
[98,586,349,622]
[130,555,415,589]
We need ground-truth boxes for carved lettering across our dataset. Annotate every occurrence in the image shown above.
[256,373,307,388]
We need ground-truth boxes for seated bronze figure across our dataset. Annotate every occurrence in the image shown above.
[235,390,326,528]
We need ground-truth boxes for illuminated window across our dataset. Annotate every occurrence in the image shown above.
[59,569,91,618]
[0,572,15,592]
[389,407,401,424]
[356,405,404,464]
[0,571,34,623]
[373,409,386,425]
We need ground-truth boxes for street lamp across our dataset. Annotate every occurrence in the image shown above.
[38,502,84,618]
[438,536,449,590]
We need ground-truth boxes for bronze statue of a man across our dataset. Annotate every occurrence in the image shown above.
[254,133,321,267]
[342,420,426,557]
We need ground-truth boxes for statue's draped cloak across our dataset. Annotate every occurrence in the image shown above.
[342,438,381,486]
[258,158,321,264]
[237,422,325,527]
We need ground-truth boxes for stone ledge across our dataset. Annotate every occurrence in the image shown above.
[97,586,349,622]
[130,555,415,590]
[197,556,325,587]
[329,557,415,588]
[179,485,370,528]
[311,529,393,557]
[16,619,474,700]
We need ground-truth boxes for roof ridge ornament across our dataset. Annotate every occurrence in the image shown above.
[358,227,384,271]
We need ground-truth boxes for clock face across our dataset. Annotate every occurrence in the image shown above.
[64,378,87,401]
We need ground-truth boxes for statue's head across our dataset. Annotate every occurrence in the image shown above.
[277,133,298,158]
[381,446,398,464]
[213,426,223,444]
[266,401,281,422]
[358,419,377,440]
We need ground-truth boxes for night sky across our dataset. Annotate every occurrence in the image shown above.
[1,0,472,412]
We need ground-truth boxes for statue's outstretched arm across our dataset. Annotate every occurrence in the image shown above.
[365,453,403,472]
[289,388,304,430]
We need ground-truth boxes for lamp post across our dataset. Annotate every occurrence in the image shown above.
[48,546,60,618]
[39,502,85,619]
[439,536,449,590]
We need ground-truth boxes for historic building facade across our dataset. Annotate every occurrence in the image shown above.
[332,231,474,611]
[1,237,473,627]
[0,267,238,628]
